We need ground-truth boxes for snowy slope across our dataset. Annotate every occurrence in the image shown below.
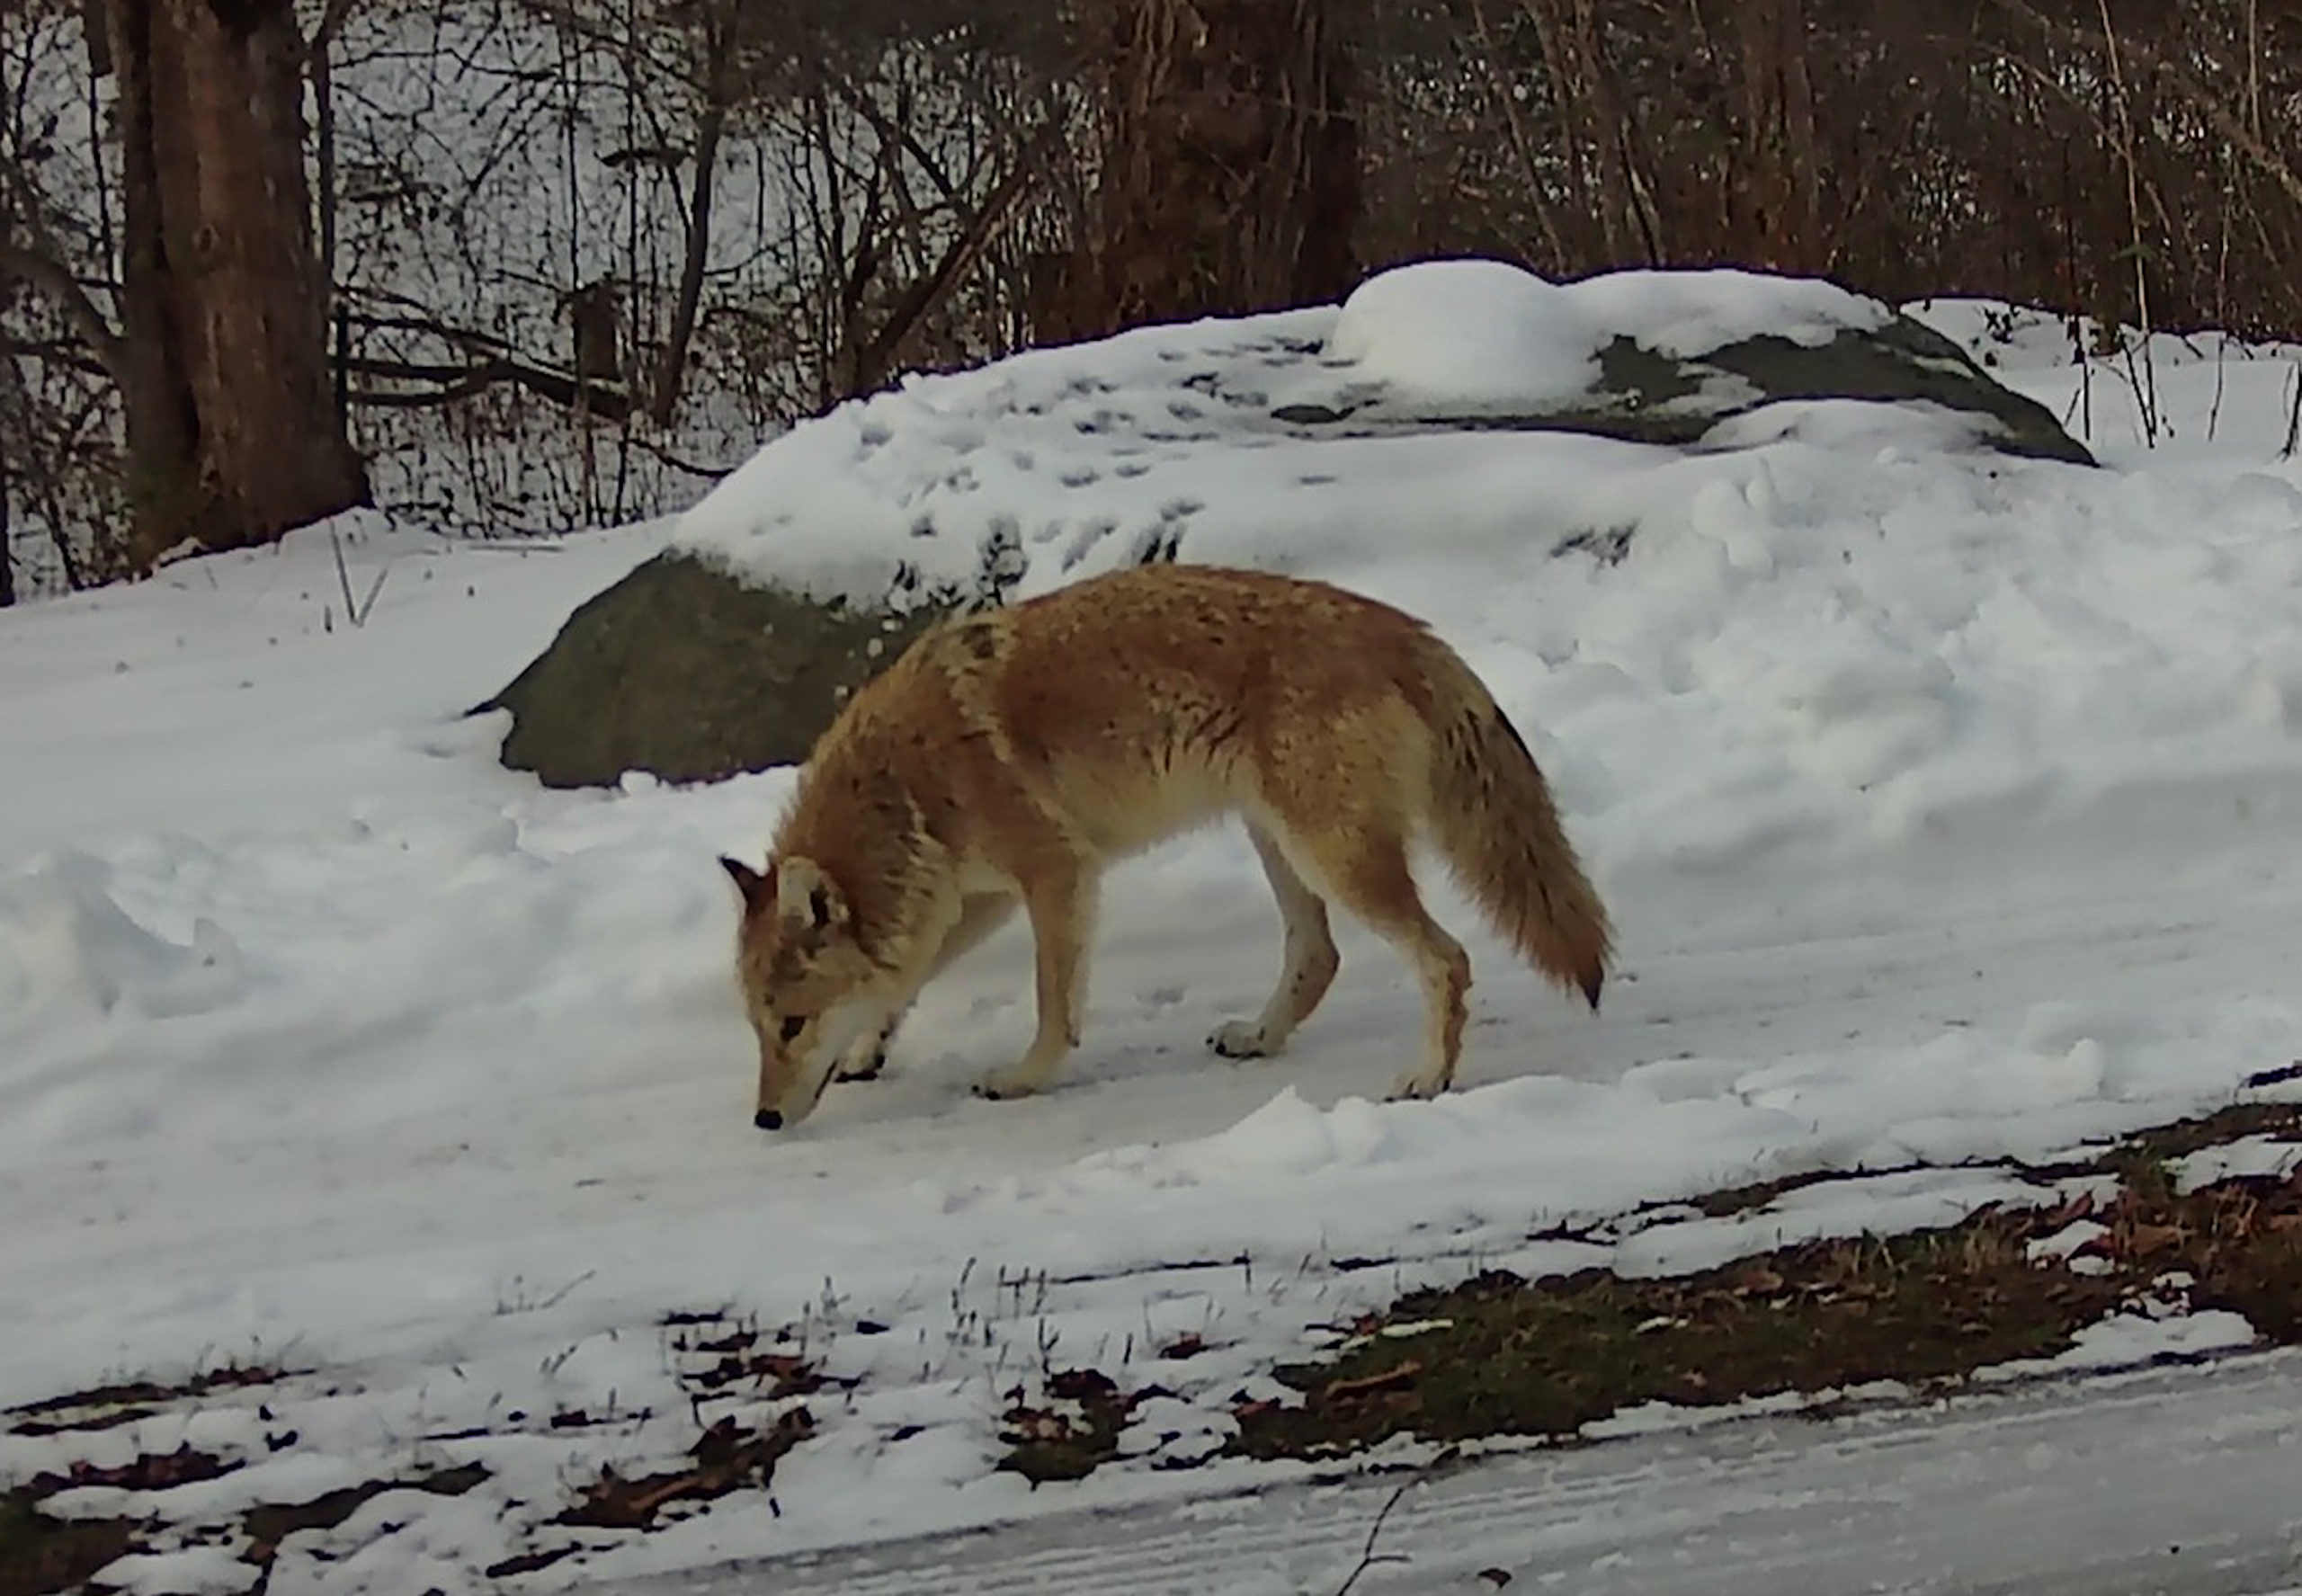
[4,263,2302,1592]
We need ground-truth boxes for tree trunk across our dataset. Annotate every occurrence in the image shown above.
[0,419,14,609]
[107,0,368,570]
[651,69,729,427]
[1050,0,1361,343]
[1722,0,1826,272]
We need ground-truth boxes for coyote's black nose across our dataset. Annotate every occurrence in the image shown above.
[754,1109,783,1131]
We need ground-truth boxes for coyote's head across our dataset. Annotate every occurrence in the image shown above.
[719,853,883,1130]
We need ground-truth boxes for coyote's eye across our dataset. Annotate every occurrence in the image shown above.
[777,1014,807,1044]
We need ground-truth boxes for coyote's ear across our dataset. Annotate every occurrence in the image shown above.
[773,855,848,934]
[719,855,774,915]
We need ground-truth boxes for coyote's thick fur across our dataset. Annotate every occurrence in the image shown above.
[720,563,1612,1130]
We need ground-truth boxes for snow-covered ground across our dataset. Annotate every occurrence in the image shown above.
[4,263,2302,1592]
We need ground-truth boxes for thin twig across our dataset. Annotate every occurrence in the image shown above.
[1334,1482,1414,1596]
[534,1269,600,1313]
[2093,0,2158,446]
[330,524,390,629]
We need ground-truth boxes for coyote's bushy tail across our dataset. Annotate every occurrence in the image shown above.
[1425,661,1613,1010]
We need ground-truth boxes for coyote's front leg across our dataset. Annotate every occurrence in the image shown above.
[974,864,1093,1102]
[836,892,1019,1083]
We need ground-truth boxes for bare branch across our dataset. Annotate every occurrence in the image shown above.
[0,240,123,379]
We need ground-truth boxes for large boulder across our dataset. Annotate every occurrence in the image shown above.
[489,265,2092,790]
[1271,311,2092,467]
[486,553,945,789]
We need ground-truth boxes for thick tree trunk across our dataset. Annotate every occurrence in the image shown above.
[1721,0,1827,272]
[107,0,368,570]
[1045,0,1360,343]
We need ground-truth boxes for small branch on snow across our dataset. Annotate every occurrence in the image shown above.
[532,1269,600,1313]
[1334,1481,1414,1596]
[329,526,389,630]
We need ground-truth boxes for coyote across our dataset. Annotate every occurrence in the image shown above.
[720,563,1612,1130]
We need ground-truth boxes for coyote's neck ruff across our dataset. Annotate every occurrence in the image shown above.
[721,563,1612,1130]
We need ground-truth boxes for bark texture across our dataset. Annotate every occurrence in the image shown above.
[1040,0,1361,343]
[108,0,368,567]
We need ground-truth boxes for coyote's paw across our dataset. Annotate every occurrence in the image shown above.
[1386,1070,1450,1103]
[1208,1020,1272,1059]
[972,1066,1047,1102]
[833,1046,888,1083]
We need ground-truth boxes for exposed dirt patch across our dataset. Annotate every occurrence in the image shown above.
[242,1462,487,1572]
[1234,1215,2118,1460]
[441,1313,834,1574]
[0,1492,138,1596]
[23,1442,237,1501]
[991,1099,2302,1478]
[1233,1101,2302,1463]
[670,1321,829,1399]
[999,1369,1162,1485]
[4,1315,839,1591]
[3,1445,236,1596]
[485,1545,582,1579]
[1683,1169,1848,1219]
[6,1362,290,1439]
[2083,1103,2302,1342]
[0,1403,487,1592]
[559,1410,815,1529]
[2119,1100,2302,1166]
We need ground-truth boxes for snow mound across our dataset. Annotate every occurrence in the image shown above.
[1568,265,1889,357]
[660,261,2302,931]
[667,259,1916,612]
[1326,256,1602,405]
[1325,259,1883,406]
[0,852,244,1026]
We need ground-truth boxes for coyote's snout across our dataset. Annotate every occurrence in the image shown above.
[721,563,1612,1130]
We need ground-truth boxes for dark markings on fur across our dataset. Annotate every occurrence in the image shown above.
[1189,705,1247,753]
[1487,702,1536,764]
[956,620,1001,664]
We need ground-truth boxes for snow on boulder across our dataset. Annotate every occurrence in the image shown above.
[1327,256,1604,406]
[489,259,2092,789]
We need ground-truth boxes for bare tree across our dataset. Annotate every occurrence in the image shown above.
[0,0,121,589]
[0,398,13,608]
[1051,0,1361,341]
[647,0,735,425]
[15,0,2302,603]
[102,0,368,568]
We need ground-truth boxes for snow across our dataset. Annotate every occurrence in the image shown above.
[2172,1136,2302,1194]
[1981,1309,2261,1384]
[1325,257,1602,405]
[1323,259,1888,409]
[6,263,2302,1592]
